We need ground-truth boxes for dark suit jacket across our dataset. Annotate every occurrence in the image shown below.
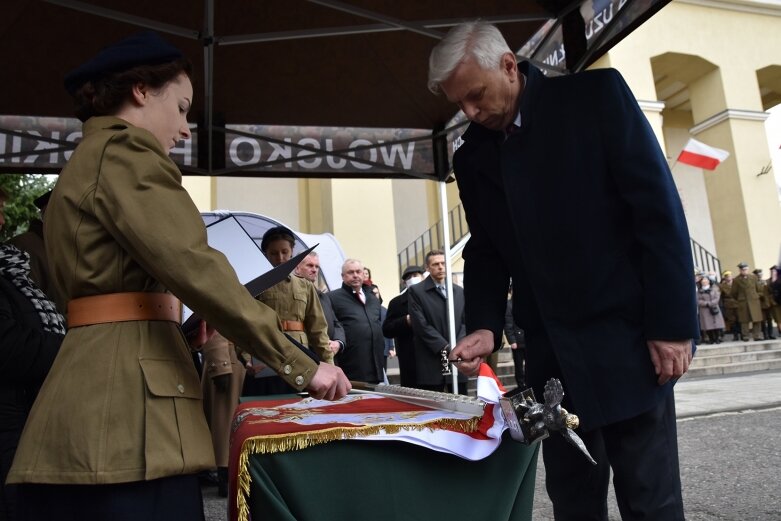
[407,277,467,386]
[453,62,697,430]
[382,289,416,387]
[328,283,385,383]
[317,289,345,348]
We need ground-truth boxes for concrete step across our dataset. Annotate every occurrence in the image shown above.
[691,348,781,368]
[687,358,781,377]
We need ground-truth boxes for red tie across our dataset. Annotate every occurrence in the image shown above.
[356,290,366,305]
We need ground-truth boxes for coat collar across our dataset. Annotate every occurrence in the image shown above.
[461,61,543,145]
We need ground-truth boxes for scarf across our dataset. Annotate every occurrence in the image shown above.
[0,243,66,335]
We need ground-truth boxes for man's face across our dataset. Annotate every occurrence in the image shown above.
[296,255,319,283]
[740,267,750,277]
[342,261,365,290]
[439,53,520,131]
[427,255,446,283]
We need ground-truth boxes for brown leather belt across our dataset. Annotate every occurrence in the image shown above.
[281,320,304,332]
[67,292,181,328]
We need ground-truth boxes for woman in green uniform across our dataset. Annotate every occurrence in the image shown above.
[7,31,349,520]
[243,226,335,395]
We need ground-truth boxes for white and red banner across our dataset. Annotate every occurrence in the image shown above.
[677,138,730,170]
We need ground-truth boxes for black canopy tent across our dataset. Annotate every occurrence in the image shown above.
[0,0,671,180]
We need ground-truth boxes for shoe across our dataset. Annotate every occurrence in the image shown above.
[217,467,228,498]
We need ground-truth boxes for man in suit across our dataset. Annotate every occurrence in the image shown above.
[295,252,346,355]
[428,22,696,521]
[382,265,424,387]
[408,251,467,394]
[328,259,385,383]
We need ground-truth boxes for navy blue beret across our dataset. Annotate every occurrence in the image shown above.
[64,31,184,95]
[261,226,296,253]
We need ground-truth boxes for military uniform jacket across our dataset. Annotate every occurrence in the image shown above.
[730,274,762,322]
[8,117,318,485]
[719,280,738,309]
[257,275,334,363]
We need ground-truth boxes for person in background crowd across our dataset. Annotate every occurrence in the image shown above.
[503,284,526,388]
[697,274,724,344]
[769,266,781,337]
[431,21,695,520]
[8,190,59,306]
[755,268,776,340]
[408,250,468,394]
[295,252,346,356]
[383,266,425,387]
[329,259,385,383]
[0,187,64,521]
[6,32,348,520]
[719,270,740,341]
[200,331,244,497]
[731,262,763,341]
[244,226,335,396]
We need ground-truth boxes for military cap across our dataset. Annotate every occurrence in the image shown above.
[33,190,52,210]
[753,268,763,276]
[64,31,184,95]
[721,270,732,278]
[737,262,749,269]
[260,226,296,253]
[402,265,424,280]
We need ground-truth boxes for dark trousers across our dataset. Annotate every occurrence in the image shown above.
[17,474,205,521]
[511,346,526,388]
[543,391,684,521]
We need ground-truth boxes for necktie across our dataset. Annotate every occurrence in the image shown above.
[505,123,520,137]
[356,290,366,304]
[438,285,447,298]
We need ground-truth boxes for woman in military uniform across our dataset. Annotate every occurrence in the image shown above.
[243,226,334,396]
[7,32,349,519]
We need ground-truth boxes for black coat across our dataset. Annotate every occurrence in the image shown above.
[453,62,697,430]
[407,277,466,386]
[328,283,385,383]
[317,289,345,348]
[382,289,416,387]
[0,276,62,433]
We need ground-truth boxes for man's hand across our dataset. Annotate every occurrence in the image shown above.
[306,363,351,400]
[449,329,494,376]
[328,340,341,354]
[647,339,693,385]
[510,342,518,350]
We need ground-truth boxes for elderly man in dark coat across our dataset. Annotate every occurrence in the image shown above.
[328,259,385,383]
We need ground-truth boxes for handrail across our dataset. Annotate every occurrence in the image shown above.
[397,203,469,277]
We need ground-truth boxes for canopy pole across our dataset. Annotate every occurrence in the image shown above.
[438,180,459,394]
[203,0,215,173]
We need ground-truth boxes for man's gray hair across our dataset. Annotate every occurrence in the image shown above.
[341,258,363,274]
[428,21,512,94]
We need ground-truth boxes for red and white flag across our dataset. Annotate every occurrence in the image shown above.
[677,138,730,170]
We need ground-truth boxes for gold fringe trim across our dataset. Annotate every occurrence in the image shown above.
[235,416,479,521]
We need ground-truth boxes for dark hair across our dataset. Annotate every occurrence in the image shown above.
[425,249,445,266]
[72,58,192,122]
[260,226,295,253]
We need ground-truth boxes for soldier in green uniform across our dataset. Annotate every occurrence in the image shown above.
[719,270,740,341]
[731,262,763,341]
[243,226,335,396]
[770,266,781,338]
[7,32,349,519]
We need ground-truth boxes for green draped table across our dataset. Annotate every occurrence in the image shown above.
[229,397,539,521]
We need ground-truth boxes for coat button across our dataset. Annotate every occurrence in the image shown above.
[295,375,304,386]
[283,365,292,375]
[177,384,185,394]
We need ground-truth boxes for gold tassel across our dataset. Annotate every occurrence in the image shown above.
[235,416,479,521]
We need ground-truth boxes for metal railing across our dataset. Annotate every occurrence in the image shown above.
[397,203,469,276]
[691,238,721,276]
